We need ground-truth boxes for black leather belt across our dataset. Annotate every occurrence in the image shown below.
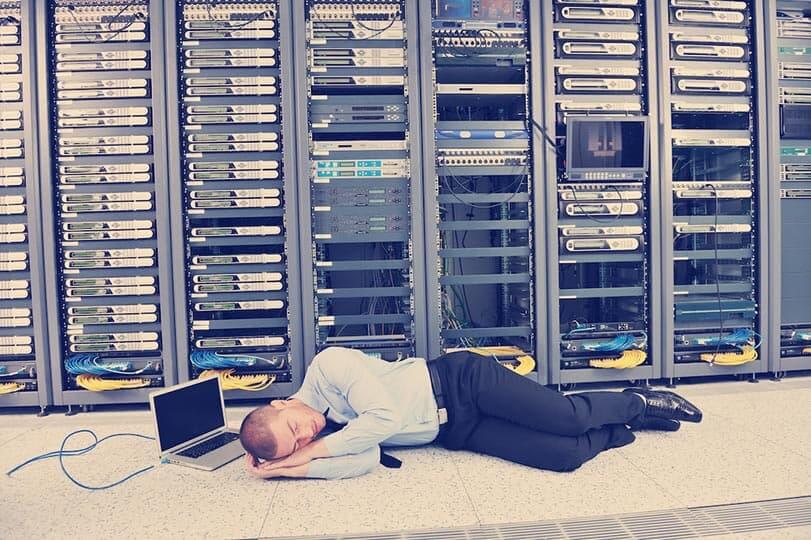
[426,360,449,425]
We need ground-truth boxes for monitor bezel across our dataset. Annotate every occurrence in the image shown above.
[149,375,227,456]
[565,116,650,180]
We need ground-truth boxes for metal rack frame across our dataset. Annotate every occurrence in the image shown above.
[293,0,429,366]
[540,0,662,386]
[656,0,770,381]
[0,0,52,411]
[36,0,179,406]
[163,0,304,399]
[764,0,811,377]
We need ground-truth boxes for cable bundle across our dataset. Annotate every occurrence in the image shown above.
[499,355,535,376]
[65,354,153,376]
[562,322,597,339]
[791,331,811,342]
[589,350,647,369]
[700,328,759,348]
[190,351,282,370]
[0,366,28,378]
[75,374,150,392]
[700,345,758,366]
[199,369,275,391]
[467,346,536,376]
[583,333,642,353]
[0,382,25,395]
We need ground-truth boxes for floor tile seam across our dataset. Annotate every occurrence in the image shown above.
[448,451,484,527]
[256,479,281,538]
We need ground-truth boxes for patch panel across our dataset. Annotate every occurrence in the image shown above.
[170,0,295,393]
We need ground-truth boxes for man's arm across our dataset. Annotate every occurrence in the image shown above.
[245,447,380,480]
[315,348,402,458]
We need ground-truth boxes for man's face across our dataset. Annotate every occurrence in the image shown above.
[268,400,326,458]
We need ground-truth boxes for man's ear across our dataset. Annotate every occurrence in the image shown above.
[270,399,289,409]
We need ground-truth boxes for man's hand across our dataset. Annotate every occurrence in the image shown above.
[260,438,330,471]
[244,453,309,479]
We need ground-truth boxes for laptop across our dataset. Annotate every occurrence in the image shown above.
[149,376,244,471]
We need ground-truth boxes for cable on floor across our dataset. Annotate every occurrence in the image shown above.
[6,429,155,491]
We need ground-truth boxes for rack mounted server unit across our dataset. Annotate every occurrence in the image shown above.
[294,0,428,363]
[766,0,811,376]
[0,1,51,411]
[419,0,544,380]
[164,0,302,398]
[658,0,769,379]
[36,0,177,405]
[540,0,661,385]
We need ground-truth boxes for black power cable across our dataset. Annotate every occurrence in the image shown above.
[65,0,144,44]
[704,183,725,364]
[203,1,273,31]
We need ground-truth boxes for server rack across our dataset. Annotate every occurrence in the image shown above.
[164,0,303,399]
[765,0,811,376]
[0,0,52,411]
[294,0,428,364]
[36,0,177,406]
[419,0,544,381]
[657,0,769,380]
[540,0,661,386]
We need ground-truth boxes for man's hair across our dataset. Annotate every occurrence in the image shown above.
[239,405,281,460]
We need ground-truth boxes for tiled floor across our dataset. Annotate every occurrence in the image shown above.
[1,376,810,540]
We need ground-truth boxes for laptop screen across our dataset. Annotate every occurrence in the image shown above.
[154,377,225,452]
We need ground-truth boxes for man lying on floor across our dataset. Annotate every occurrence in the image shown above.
[239,347,702,480]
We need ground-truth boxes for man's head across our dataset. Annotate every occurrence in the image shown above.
[239,399,326,460]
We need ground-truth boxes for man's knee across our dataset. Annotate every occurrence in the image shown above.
[559,411,591,437]
[549,452,587,472]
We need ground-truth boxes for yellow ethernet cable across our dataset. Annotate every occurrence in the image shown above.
[199,369,275,391]
[0,382,25,395]
[700,345,758,366]
[75,374,150,391]
[589,349,647,369]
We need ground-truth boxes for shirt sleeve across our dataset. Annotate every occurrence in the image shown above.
[316,347,402,457]
[305,446,380,480]
[288,356,325,411]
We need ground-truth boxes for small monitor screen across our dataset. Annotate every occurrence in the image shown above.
[153,377,224,452]
[568,119,647,172]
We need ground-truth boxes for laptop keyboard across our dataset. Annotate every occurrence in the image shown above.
[177,432,239,459]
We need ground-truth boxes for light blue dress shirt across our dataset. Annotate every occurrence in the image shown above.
[289,346,440,480]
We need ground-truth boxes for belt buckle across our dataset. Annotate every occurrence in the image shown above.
[437,407,448,425]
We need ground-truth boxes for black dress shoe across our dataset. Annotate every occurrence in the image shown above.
[630,417,681,432]
[624,387,703,423]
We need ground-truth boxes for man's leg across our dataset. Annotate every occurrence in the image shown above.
[463,416,635,472]
[465,354,645,436]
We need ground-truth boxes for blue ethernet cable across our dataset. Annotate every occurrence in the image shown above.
[190,351,276,370]
[6,429,155,491]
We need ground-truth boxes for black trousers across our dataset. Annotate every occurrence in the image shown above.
[432,351,645,472]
